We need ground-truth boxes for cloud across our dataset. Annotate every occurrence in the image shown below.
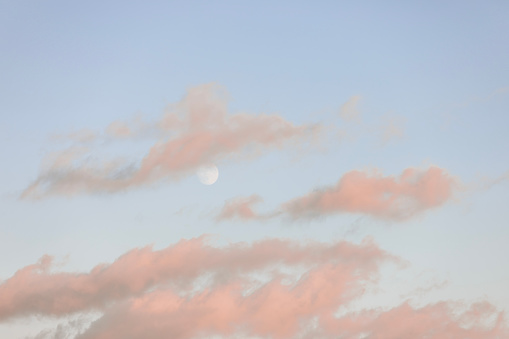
[76,264,374,339]
[216,195,267,221]
[220,166,457,222]
[50,129,98,143]
[76,297,506,339]
[378,115,406,145]
[0,237,389,321]
[322,301,506,339]
[339,95,361,121]
[2,237,504,339]
[474,169,509,191]
[283,166,456,220]
[21,84,320,199]
[105,121,132,138]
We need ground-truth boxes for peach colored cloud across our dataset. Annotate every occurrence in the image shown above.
[73,292,507,339]
[76,264,373,339]
[5,237,507,339]
[282,166,457,220]
[21,84,320,199]
[0,237,388,321]
[219,166,457,221]
[216,195,266,221]
[50,129,98,143]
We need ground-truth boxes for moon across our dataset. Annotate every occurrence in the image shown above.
[196,164,219,185]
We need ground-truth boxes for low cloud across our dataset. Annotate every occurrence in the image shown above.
[2,237,505,339]
[21,84,320,199]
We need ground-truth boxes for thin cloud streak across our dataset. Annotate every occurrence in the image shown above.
[21,84,320,199]
[215,195,277,221]
[339,95,362,122]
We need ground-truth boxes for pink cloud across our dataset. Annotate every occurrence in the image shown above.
[0,237,388,321]
[216,195,265,221]
[105,121,132,138]
[282,166,457,220]
[21,84,320,199]
[218,166,457,222]
[76,264,375,339]
[75,294,506,339]
[3,237,506,338]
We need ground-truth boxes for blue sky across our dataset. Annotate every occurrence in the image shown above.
[1,1,508,338]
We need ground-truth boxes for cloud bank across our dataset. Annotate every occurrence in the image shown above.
[22,84,320,199]
[2,237,504,339]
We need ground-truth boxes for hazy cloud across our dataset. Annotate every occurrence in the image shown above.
[50,129,98,144]
[220,166,457,222]
[0,237,388,321]
[339,95,361,121]
[283,166,456,220]
[378,115,406,145]
[21,84,320,199]
[216,195,272,221]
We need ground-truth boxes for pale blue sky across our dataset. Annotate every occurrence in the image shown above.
[1,1,508,338]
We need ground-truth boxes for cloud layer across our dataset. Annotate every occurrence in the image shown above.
[2,237,504,339]
[219,166,457,221]
[22,84,319,199]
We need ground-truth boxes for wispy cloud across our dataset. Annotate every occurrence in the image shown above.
[219,166,457,222]
[21,84,320,199]
[339,95,362,122]
[377,115,406,145]
[216,195,279,221]
[50,129,98,144]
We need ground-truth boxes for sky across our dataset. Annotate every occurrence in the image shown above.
[1,1,509,338]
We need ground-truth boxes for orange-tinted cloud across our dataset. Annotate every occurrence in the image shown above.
[21,84,320,199]
[282,166,457,220]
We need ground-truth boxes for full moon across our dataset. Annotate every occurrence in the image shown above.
[196,164,219,185]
